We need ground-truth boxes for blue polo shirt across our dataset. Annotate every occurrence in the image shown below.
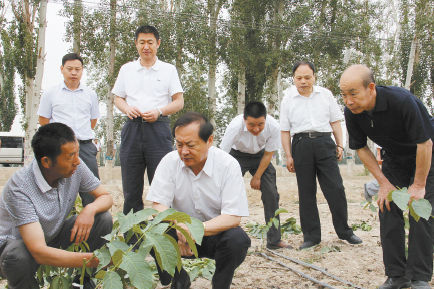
[345,86,433,156]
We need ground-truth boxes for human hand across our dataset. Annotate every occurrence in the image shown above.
[336,146,343,161]
[286,156,295,172]
[124,105,142,119]
[142,109,159,123]
[250,176,261,190]
[377,181,396,213]
[408,183,426,201]
[70,206,95,244]
[176,223,193,257]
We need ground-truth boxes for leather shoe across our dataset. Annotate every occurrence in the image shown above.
[343,234,362,245]
[411,280,430,289]
[267,240,293,250]
[171,268,191,289]
[298,240,320,250]
[378,277,411,289]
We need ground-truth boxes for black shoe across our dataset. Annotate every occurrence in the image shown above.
[298,240,320,250]
[267,240,293,250]
[411,280,430,289]
[378,277,411,289]
[72,275,96,289]
[343,234,362,245]
[171,268,191,289]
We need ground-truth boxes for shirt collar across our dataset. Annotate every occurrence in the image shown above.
[289,85,319,98]
[372,87,388,112]
[32,160,53,193]
[61,81,84,92]
[135,57,161,71]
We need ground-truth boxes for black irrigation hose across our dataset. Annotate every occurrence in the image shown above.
[259,252,338,289]
[264,249,366,289]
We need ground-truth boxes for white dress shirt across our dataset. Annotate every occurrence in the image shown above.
[37,82,100,140]
[146,146,249,222]
[111,58,183,113]
[280,85,343,135]
[220,114,281,154]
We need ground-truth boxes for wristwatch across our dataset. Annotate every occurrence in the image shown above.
[157,107,163,117]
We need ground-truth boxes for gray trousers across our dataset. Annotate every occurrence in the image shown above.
[229,149,282,245]
[0,212,113,289]
[79,141,99,206]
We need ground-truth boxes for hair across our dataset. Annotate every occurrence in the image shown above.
[362,68,376,87]
[172,112,214,142]
[62,53,83,66]
[31,123,76,165]
[135,25,160,41]
[244,101,267,119]
[292,61,315,75]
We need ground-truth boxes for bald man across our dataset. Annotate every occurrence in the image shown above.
[340,64,433,289]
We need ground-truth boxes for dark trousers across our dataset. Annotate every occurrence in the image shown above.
[0,212,113,289]
[79,141,100,206]
[155,226,251,289]
[230,149,282,245]
[380,152,433,281]
[292,134,353,242]
[120,118,173,214]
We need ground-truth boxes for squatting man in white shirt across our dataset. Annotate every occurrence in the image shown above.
[146,112,251,289]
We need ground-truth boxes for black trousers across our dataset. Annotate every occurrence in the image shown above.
[79,141,100,206]
[120,118,173,214]
[0,212,113,289]
[292,134,353,242]
[230,149,282,245]
[155,226,251,289]
[380,151,434,281]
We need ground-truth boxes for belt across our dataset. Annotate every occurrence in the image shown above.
[127,116,169,123]
[294,132,331,138]
[78,139,93,144]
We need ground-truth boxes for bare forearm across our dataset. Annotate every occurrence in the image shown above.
[114,96,130,114]
[281,131,292,158]
[34,247,96,268]
[203,215,241,236]
[160,93,184,116]
[254,151,273,179]
[85,194,113,215]
[330,121,343,147]
[152,202,170,212]
[413,139,433,187]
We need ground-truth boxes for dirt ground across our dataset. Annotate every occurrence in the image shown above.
[1,165,433,289]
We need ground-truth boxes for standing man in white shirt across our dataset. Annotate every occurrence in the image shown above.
[220,101,291,249]
[112,25,184,215]
[38,53,100,206]
[280,61,361,250]
[147,112,251,289]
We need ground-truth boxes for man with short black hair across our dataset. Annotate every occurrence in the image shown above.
[280,61,361,250]
[147,112,250,289]
[341,64,433,289]
[0,123,113,289]
[38,52,100,207]
[113,25,184,215]
[220,101,290,249]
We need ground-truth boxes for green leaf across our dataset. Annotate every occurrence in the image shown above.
[369,203,377,212]
[411,199,432,221]
[119,251,155,289]
[274,208,288,217]
[272,218,279,229]
[387,190,394,202]
[112,249,124,267]
[107,240,130,256]
[134,208,158,223]
[150,208,177,226]
[172,224,199,257]
[164,211,192,224]
[409,203,420,222]
[95,270,106,280]
[118,210,138,234]
[186,217,204,245]
[143,231,179,276]
[391,188,410,211]
[165,234,183,271]
[94,247,111,272]
[150,223,170,235]
[51,276,71,289]
[102,271,123,289]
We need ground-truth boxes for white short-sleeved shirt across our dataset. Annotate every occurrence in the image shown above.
[280,85,343,135]
[146,147,249,222]
[111,58,183,113]
[37,82,100,140]
[220,114,281,154]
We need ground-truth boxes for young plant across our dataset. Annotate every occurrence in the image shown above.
[93,208,204,289]
[182,258,216,281]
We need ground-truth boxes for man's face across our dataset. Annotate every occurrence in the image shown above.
[135,33,160,62]
[244,116,266,136]
[60,59,83,86]
[50,141,81,178]
[175,122,212,174]
[293,64,315,96]
[339,76,375,114]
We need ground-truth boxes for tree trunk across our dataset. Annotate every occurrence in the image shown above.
[237,64,245,115]
[72,0,82,54]
[24,0,47,164]
[105,0,116,170]
[404,36,418,90]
